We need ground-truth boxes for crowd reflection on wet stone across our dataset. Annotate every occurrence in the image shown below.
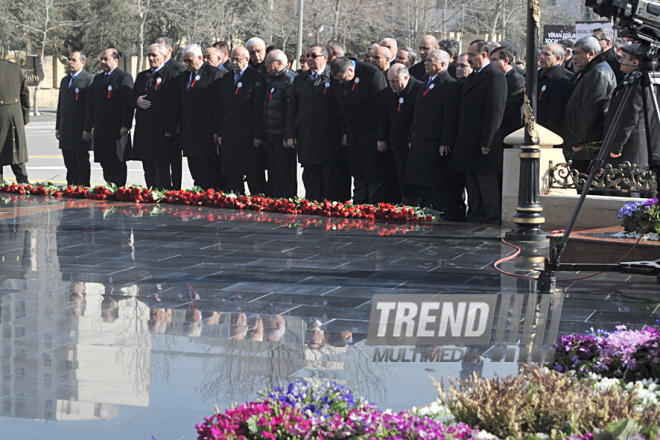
[0,194,658,438]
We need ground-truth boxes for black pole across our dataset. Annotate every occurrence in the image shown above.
[506,0,547,241]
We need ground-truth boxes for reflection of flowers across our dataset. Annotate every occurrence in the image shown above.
[0,182,436,223]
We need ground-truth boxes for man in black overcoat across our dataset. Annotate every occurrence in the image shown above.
[285,45,344,201]
[604,44,660,168]
[56,51,93,186]
[405,50,464,220]
[376,64,423,204]
[451,40,507,225]
[157,37,186,74]
[330,57,388,204]
[409,35,439,81]
[593,29,624,84]
[263,49,297,198]
[165,44,223,190]
[217,46,267,195]
[490,47,524,141]
[132,44,178,189]
[83,48,134,187]
[537,43,572,141]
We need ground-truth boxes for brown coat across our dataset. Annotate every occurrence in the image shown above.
[0,60,30,166]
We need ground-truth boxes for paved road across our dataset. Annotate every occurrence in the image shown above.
[4,109,306,197]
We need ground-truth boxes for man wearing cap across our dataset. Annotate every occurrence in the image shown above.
[56,51,93,186]
[537,43,572,141]
[604,44,659,168]
[83,48,134,187]
[296,54,309,74]
[592,28,624,84]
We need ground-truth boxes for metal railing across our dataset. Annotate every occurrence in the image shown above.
[549,161,657,198]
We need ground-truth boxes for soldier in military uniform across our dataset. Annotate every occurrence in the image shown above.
[0,58,30,183]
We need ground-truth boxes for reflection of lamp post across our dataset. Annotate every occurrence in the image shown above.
[296,0,303,69]
[505,0,546,241]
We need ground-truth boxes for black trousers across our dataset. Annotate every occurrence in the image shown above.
[0,163,28,184]
[465,172,501,224]
[62,150,91,186]
[302,163,341,201]
[353,180,386,204]
[99,158,127,187]
[267,137,297,198]
[142,161,172,189]
[170,138,183,190]
[382,148,401,204]
[392,146,418,202]
[188,156,220,190]
[226,173,266,195]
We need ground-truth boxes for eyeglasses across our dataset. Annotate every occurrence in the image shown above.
[307,53,325,59]
[230,56,248,61]
[203,55,217,59]
[68,57,80,62]
[183,58,195,64]
[419,46,430,51]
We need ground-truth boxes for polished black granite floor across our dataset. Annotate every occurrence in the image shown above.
[0,194,658,439]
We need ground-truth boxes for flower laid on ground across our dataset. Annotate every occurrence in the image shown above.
[617,198,659,236]
[551,325,660,382]
[0,181,437,223]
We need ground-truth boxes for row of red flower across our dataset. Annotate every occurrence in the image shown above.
[0,182,434,223]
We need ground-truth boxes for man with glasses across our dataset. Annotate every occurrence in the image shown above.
[83,48,134,187]
[165,43,223,190]
[285,45,344,201]
[246,37,268,76]
[132,44,178,189]
[592,28,624,84]
[217,46,267,195]
[409,35,440,81]
[56,51,93,186]
[203,47,229,77]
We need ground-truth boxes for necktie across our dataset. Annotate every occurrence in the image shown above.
[188,72,194,89]
[426,77,432,88]
[103,73,109,85]
[234,72,240,84]
[312,72,317,81]
[68,74,74,89]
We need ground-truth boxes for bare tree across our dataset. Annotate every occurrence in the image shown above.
[2,0,84,115]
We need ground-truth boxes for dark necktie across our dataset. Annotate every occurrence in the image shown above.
[102,73,109,85]
[234,72,240,84]
[426,77,432,88]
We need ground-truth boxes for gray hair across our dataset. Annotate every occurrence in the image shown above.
[327,40,345,57]
[182,43,203,58]
[575,36,602,55]
[367,44,379,52]
[438,38,460,57]
[268,49,287,63]
[149,44,167,56]
[400,46,417,64]
[594,28,614,42]
[389,63,409,79]
[330,57,353,76]
[72,51,86,63]
[548,43,565,59]
[310,44,329,56]
[381,37,397,48]
[156,37,173,49]
[428,49,450,65]
[246,37,266,49]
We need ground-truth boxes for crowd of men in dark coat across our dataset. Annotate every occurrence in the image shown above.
[49,28,659,225]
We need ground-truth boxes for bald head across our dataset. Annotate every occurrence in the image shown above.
[265,49,287,76]
[387,63,410,93]
[380,38,398,58]
[373,46,392,71]
[203,47,222,67]
[231,46,250,72]
[419,35,439,61]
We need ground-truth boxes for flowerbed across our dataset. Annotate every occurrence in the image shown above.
[0,181,436,223]
[551,325,660,381]
[616,198,659,239]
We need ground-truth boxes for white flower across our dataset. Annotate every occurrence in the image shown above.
[535,434,550,439]
[477,429,499,440]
